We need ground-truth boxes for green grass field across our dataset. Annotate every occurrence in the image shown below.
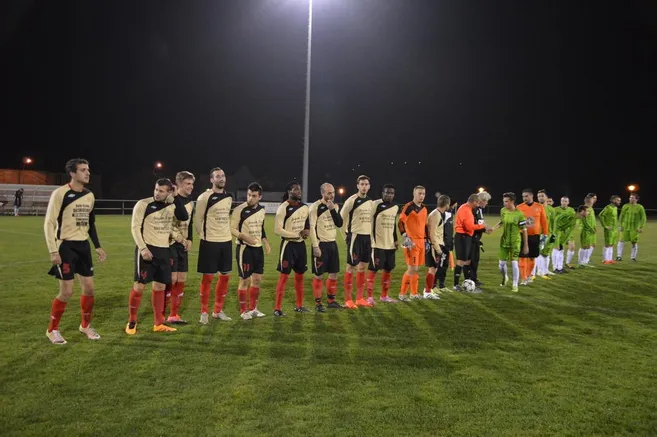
[1,216,656,436]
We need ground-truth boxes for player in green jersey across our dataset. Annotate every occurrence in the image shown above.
[578,193,598,267]
[555,196,577,268]
[598,195,621,264]
[552,205,589,273]
[492,192,529,292]
[617,193,647,262]
[536,190,556,278]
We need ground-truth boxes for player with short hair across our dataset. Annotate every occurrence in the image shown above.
[554,196,577,269]
[517,188,548,285]
[492,192,528,292]
[577,194,597,267]
[424,194,452,298]
[617,193,646,262]
[536,189,556,278]
[165,171,196,324]
[340,175,374,308]
[470,190,491,287]
[231,182,271,319]
[368,184,399,303]
[599,195,621,264]
[453,194,488,291]
[44,158,106,344]
[309,182,344,312]
[273,181,310,316]
[552,205,590,272]
[398,186,429,300]
[195,167,234,324]
[126,178,189,335]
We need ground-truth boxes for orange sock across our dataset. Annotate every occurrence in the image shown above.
[366,271,376,298]
[355,271,366,300]
[400,273,411,295]
[163,283,172,319]
[528,258,535,277]
[151,290,164,325]
[410,274,419,295]
[248,286,260,311]
[275,274,289,311]
[381,271,391,298]
[425,273,435,293]
[326,278,337,303]
[48,298,67,332]
[519,259,526,280]
[80,295,94,328]
[200,274,213,313]
[214,274,230,314]
[170,282,184,317]
[294,273,304,307]
[238,288,248,313]
[128,289,142,322]
[343,272,353,302]
[312,278,323,304]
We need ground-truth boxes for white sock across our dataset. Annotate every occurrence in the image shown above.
[607,246,613,261]
[602,247,608,262]
[567,250,574,264]
[499,260,507,279]
[587,247,594,264]
[578,248,585,265]
[511,260,519,286]
[545,254,551,272]
[551,249,559,270]
[631,244,638,259]
[531,260,537,277]
[559,250,565,270]
[617,241,624,258]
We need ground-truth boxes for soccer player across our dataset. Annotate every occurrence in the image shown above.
[126,178,189,335]
[44,158,106,344]
[309,182,344,312]
[14,188,23,216]
[470,190,491,287]
[273,181,310,316]
[554,196,577,269]
[493,192,528,292]
[552,205,589,273]
[517,188,548,285]
[165,171,195,324]
[398,186,429,300]
[577,194,597,267]
[195,167,233,324]
[231,182,271,319]
[424,194,451,298]
[368,184,399,303]
[340,175,374,308]
[536,189,556,278]
[617,193,647,262]
[599,195,621,264]
[453,194,488,291]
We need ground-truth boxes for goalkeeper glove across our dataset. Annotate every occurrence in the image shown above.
[539,235,547,250]
[401,234,414,249]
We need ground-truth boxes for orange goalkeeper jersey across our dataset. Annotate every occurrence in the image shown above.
[517,202,548,236]
[398,202,429,239]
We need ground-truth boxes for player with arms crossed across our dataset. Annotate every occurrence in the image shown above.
[231,182,271,319]
[126,178,189,335]
[309,183,344,312]
[273,182,310,315]
[195,167,234,324]
[552,205,590,272]
[44,158,106,344]
[368,184,400,303]
[598,195,620,264]
[424,194,452,298]
[493,192,528,292]
[617,193,646,262]
[398,186,429,300]
[341,175,374,308]
[453,194,488,291]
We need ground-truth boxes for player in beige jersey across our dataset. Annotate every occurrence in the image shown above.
[309,183,344,312]
[340,175,374,308]
[367,184,400,304]
[423,195,452,299]
[44,158,106,345]
[195,167,234,324]
[125,178,189,335]
[230,182,271,320]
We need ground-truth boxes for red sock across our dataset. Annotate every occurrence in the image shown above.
[425,273,435,293]
[400,273,411,295]
[248,286,260,311]
[200,274,213,314]
[381,271,391,298]
[410,274,419,295]
[80,295,94,328]
[163,283,172,319]
[312,277,323,304]
[170,282,185,317]
[48,298,68,332]
[355,271,365,300]
[326,278,337,303]
[152,290,164,325]
[275,274,289,310]
[366,271,376,298]
[343,271,353,302]
[128,289,142,322]
[214,274,230,314]
[294,273,304,308]
[238,288,248,313]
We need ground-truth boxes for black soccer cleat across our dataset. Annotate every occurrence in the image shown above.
[273,310,286,317]
[294,306,311,313]
[616,256,622,261]
[327,301,343,309]
[315,304,326,313]
[631,258,636,262]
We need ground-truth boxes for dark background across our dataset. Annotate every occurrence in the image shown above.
[1,0,654,205]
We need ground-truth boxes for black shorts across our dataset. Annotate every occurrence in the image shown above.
[425,245,448,269]
[312,241,340,276]
[170,242,189,273]
[48,240,93,280]
[368,248,396,272]
[236,245,265,279]
[197,240,232,274]
[135,245,172,285]
[454,233,472,261]
[346,233,372,266]
[277,240,307,274]
[520,235,540,258]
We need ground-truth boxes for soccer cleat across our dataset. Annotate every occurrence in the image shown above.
[531,275,536,281]
[211,311,232,321]
[501,274,509,286]
[409,294,423,300]
[273,309,286,317]
[453,285,463,292]
[294,306,311,313]
[240,311,252,320]
[379,296,398,303]
[344,300,359,308]
[540,275,551,280]
[511,285,519,292]
[79,325,100,340]
[166,315,188,324]
[125,321,137,335]
[423,291,441,300]
[545,270,556,276]
[430,286,442,295]
[153,324,177,332]
[439,287,450,293]
[355,299,373,307]
[366,297,377,306]
[631,258,637,262]
[566,264,575,269]
[327,301,344,309]
[397,294,410,302]
[46,330,67,345]
[250,308,266,318]
[315,304,326,313]
[616,256,622,261]
[520,280,529,286]
[475,280,483,287]
[199,313,209,325]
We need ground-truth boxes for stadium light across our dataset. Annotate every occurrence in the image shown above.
[23,157,33,165]
[155,162,163,169]
[301,0,313,203]
[627,184,637,192]
[337,187,344,202]
[478,187,485,193]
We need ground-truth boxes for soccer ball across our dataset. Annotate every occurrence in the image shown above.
[463,279,476,292]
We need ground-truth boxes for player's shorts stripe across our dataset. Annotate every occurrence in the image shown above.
[313,251,318,273]
[371,249,376,266]
[238,245,246,277]
[280,240,289,267]
[349,235,356,264]
[136,249,140,278]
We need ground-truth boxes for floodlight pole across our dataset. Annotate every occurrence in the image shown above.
[301,0,313,203]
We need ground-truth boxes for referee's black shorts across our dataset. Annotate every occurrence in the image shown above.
[454,233,472,261]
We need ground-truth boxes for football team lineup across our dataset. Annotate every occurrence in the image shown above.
[44,158,648,345]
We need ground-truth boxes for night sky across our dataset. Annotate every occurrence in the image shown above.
[1,0,655,206]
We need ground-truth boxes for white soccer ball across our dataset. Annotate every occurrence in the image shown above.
[463,279,476,292]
